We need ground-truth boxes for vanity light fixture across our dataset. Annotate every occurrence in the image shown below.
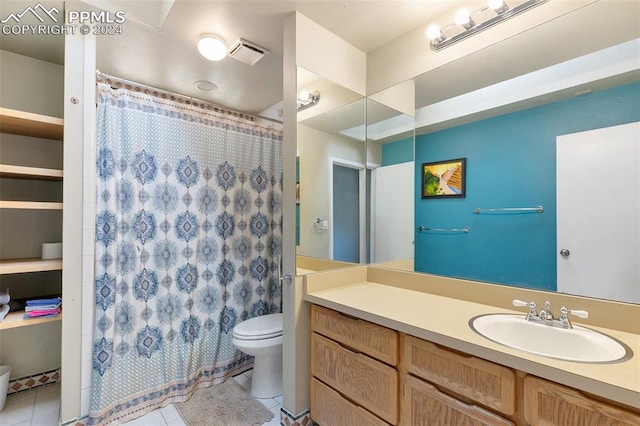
[197,34,227,61]
[427,0,548,51]
[297,90,320,111]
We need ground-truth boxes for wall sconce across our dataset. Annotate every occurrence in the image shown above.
[297,90,320,111]
[427,0,548,51]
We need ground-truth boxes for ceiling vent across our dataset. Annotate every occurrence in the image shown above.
[228,38,269,66]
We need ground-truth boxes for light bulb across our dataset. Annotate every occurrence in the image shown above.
[426,24,443,41]
[197,35,227,61]
[298,90,310,101]
[454,8,471,26]
[488,0,509,13]
[455,8,475,29]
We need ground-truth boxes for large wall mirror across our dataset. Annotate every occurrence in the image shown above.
[380,37,640,305]
[293,16,638,306]
[295,65,418,267]
[366,82,415,264]
[295,67,366,263]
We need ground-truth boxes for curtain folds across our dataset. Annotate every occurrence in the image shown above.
[89,84,283,425]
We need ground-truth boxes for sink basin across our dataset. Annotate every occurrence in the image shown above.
[470,314,632,363]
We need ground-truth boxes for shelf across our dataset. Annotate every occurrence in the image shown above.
[0,311,62,331]
[0,107,64,140]
[0,164,63,180]
[0,258,62,274]
[0,201,63,210]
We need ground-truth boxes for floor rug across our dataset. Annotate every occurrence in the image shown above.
[174,379,275,426]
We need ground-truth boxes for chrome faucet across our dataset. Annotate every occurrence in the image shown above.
[512,300,589,329]
[538,301,553,321]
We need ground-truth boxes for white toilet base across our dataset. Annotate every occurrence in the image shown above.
[250,352,282,398]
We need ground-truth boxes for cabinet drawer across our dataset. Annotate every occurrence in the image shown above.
[402,374,514,426]
[403,334,516,416]
[312,333,398,424]
[524,376,640,425]
[311,378,390,426]
[311,304,398,365]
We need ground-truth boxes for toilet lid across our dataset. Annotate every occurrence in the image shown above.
[233,313,283,340]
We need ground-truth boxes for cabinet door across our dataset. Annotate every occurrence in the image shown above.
[524,376,640,425]
[311,378,390,426]
[402,375,514,426]
[403,335,516,416]
[311,333,398,424]
[311,304,398,365]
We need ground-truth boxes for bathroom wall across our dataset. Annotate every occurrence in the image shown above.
[0,50,63,379]
[414,81,640,290]
[381,136,413,166]
[283,12,367,419]
[297,124,365,259]
[0,50,64,118]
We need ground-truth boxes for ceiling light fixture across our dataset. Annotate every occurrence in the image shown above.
[197,34,227,61]
[297,90,320,111]
[427,0,548,51]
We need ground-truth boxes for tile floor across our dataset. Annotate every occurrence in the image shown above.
[0,382,61,426]
[0,370,283,426]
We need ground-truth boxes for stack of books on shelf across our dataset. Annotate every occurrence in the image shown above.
[24,297,61,319]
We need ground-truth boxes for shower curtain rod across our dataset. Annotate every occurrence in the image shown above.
[95,70,283,125]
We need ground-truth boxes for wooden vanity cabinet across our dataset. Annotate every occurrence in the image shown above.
[401,334,516,425]
[310,305,399,425]
[403,374,514,426]
[402,334,516,416]
[523,376,640,425]
[311,377,389,426]
[309,305,639,426]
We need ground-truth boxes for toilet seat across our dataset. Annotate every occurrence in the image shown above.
[232,313,283,341]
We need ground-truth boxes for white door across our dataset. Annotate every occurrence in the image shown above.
[372,162,414,263]
[557,121,640,303]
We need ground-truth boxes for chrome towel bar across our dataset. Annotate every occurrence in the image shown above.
[417,226,470,233]
[473,206,543,214]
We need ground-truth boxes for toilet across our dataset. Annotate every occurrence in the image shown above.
[232,313,283,398]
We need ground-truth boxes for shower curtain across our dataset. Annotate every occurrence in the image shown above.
[89,83,283,425]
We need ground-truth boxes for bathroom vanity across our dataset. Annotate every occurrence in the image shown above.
[304,266,640,425]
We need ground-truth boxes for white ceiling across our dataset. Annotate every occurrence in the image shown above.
[0,0,638,119]
[1,0,464,114]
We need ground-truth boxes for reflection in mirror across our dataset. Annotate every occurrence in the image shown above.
[383,39,640,304]
[296,67,366,265]
[366,82,415,265]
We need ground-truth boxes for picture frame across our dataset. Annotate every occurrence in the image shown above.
[421,158,466,198]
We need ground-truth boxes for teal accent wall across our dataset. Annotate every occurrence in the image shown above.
[381,136,413,166]
[414,82,640,291]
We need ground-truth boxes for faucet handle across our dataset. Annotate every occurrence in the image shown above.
[560,307,589,319]
[558,306,589,329]
[513,299,537,319]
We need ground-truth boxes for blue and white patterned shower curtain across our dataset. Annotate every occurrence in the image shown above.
[89,84,283,425]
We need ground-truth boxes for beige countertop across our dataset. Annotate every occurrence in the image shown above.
[305,277,640,409]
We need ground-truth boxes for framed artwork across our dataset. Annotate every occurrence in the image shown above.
[422,158,466,198]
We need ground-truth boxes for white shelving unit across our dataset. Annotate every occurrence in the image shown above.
[0,107,64,331]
